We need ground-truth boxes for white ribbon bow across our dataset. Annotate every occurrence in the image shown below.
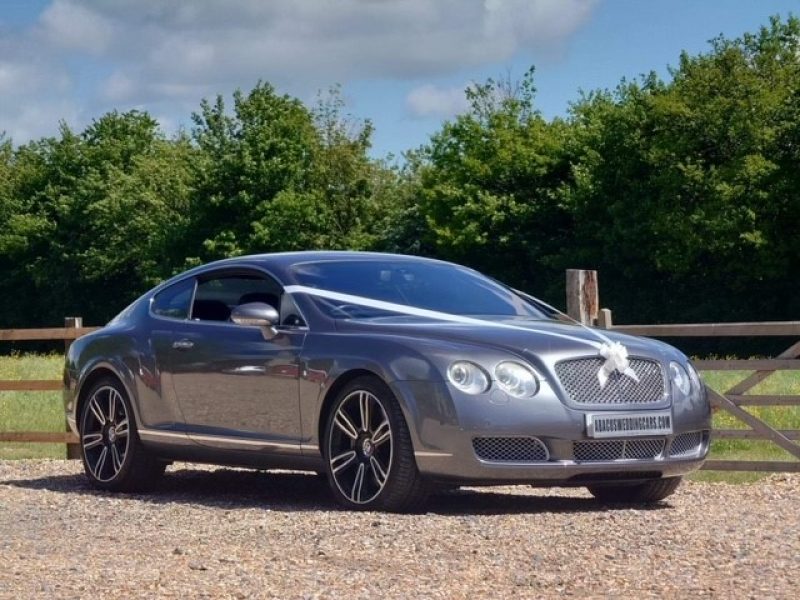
[597,342,639,388]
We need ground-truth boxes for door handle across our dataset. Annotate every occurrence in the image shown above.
[172,339,194,350]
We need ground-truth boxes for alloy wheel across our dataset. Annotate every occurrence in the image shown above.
[328,390,393,504]
[82,385,130,482]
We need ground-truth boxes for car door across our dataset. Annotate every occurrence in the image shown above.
[167,269,306,450]
[147,276,197,432]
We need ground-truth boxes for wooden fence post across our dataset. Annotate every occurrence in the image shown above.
[597,308,613,329]
[64,316,82,460]
[566,269,599,325]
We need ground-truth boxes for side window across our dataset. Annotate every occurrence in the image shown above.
[151,279,195,320]
[280,293,306,327]
[191,274,282,322]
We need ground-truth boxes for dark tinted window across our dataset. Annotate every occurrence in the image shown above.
[151,278,195,320]
[290,260,548,319]
[192,274,282,322]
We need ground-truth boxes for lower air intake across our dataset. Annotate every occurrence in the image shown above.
[669,431,704,457]
[472,437,549,462]
[573,439,665,462]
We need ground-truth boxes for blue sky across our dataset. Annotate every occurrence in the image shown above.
[0,1,797,158]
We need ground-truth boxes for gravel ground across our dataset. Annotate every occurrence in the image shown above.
[0,460,798,599]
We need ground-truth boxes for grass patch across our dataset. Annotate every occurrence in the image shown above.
[0,353,65,459]
[1,356,798,483]
[702,370,800,453]
[689,369,799,482]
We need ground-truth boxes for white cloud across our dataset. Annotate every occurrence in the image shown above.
[101,72,134,103]
[406,84,470,118]
[0,0,598,142]
[0,39,72,140]
[38,0,114,54]
[0,62,33,95]
[57,0,596,104]
[1,99,79,142]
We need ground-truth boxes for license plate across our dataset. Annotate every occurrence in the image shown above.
[585,412,673,438]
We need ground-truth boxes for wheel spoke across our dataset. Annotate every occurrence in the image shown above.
[369,456,388,488]
[330,450,357,474]
[359,392,370,432]
[115,419,129,438]
[89,397,106,425]
[350,463,366,502]
[372,420,391,446]
[93,446,108,479]
[334,409,359,440]
[82,433,103,450]
[111,444,123,472]
[108,389,118,422]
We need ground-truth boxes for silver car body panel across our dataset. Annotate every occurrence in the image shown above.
[65,251,711,485]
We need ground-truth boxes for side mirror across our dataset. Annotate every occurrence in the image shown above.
[230,302,280,339]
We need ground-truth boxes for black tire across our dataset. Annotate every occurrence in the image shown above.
[79,377,166,492]
[587,476,682,504]
[323,376,429,512]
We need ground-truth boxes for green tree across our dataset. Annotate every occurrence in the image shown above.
[393,69,575,299]
[565,15,800,322]
[0,112,195,326]
[189,82,397,261]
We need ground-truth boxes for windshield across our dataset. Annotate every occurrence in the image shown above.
[289,260,550,320]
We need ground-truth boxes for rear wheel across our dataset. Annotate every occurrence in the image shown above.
[587,476,682,504]
[79,377,165,492]
[323,376,429,512]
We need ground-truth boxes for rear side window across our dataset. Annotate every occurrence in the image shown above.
[151,279,195,320]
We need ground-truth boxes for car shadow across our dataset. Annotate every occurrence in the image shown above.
[1,466,672,515]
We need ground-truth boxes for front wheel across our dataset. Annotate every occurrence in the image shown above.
[587,476,682,504]
[79,377,165,492]
[323,376,429,512]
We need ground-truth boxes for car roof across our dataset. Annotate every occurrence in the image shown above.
[156,251,454,291]
[218,250,448,270]
[257,250,442,263]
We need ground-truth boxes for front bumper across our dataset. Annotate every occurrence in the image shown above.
[414,434,709,485]
[392,379,711,486]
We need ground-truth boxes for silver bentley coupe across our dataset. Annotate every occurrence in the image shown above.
[64,252,710,511]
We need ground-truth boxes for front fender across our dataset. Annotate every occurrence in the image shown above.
[299,333,460,454]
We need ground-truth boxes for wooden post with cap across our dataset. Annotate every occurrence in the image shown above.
[597,308,613,329]
[64,316,82,459]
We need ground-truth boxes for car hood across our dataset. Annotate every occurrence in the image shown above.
[334,316,674,364]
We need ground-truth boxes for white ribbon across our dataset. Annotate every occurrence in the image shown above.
[597,341,640,388]
[284,284,638,386]
[284,285,603,348]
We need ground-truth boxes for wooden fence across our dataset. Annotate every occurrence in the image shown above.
[568,269,800,473]
[0,318,99,458]
[3,279,800,473]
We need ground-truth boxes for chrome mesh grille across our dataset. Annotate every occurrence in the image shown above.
[473,437,549,462]
[555,357,665,405]
[669,431,704,457]
[573,439,665,462]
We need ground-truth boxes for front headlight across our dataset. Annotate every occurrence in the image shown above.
[447,361,490,394]
[669,361,691,396]
[494,361,539,398]
[686,361,703,399]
